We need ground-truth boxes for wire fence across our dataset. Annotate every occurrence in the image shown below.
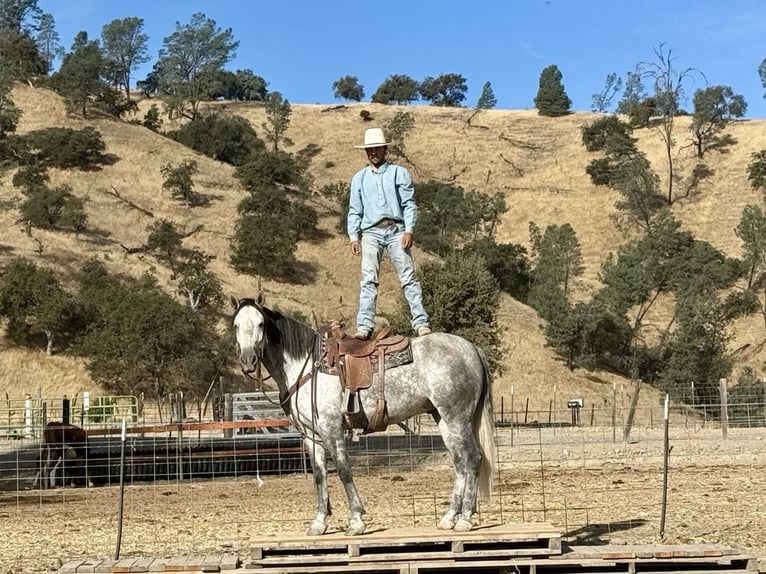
[1,390,765,571]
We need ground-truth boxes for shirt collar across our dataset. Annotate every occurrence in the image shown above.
[369,162,389,174]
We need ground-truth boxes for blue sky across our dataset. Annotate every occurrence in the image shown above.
[38,1,766,117]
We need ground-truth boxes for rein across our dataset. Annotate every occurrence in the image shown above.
[243,333,325,413]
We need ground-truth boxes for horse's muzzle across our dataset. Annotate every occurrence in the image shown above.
[239,352,258,373]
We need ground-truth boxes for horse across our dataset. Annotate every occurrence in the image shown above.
[33,422,93,489]
[231,295,496,536]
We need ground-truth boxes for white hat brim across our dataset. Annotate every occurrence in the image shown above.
[354,141,391,149]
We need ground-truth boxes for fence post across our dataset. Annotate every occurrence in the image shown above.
[719,378,728,440]
[224,393,233,439]
[81,391,90,427]
[24,394,32,438]
[62,396,70,425]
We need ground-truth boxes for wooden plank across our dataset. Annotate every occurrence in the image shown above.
[129,557,155,573]
[58,560,85,573]
[163,557,189,572]
[238,562,407,573]
[218,554,240,571]
[147,558,170,572]
[93,559,117,573]
[199,555,221,573]
[185,556,207,572]
[112,558,138,573]
[75,559,104,573]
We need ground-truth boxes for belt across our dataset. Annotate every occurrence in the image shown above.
[375,218,402,228]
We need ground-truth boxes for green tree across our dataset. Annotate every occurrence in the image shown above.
[262,91,292,151]
[76,275,220,401]
[25,126,105,168]
[156,12,238,119]
[146,219,183,265]
[35,12,62,73]
[0,257,76,354]
[419,73,467,107]
[658,294,733,404]
[0,0,41,33]
[142,103,162,131]
[160,159,200,207]
[332,75,364,102]
[381,111,414,163]
[100,17,149,101]
[235,149,302,191]
[230,190,302,278]
[0,28,46,80]
[475,81,497,110]
[391,251,502,371]
[533,64,571,116]
[747,150,766,197]
[616,71,646,116]
[50,31,107,117]
[735,204,766,325]
[0,71,21,141]
[581,115,634,152]
[207,68,267,101]
[173,249,223,312]
[591,73,623,113]
[168,112,263,166]
[371,74,419,105]
[13,168,87,233]
[689,85,746,158]
[527,222,583,316]
[458,237,531,302]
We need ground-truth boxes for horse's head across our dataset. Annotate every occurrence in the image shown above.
[231,296,266,373]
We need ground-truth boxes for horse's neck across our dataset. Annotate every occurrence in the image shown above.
[261,338,314,393]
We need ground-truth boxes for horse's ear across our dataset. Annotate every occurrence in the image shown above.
[229,294,239,310]
[255,277,266,307]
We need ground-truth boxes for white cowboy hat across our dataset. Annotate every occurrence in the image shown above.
[354,128,391,149]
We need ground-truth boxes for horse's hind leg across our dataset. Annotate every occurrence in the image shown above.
[436,416,482,531]
[304,437,332,535]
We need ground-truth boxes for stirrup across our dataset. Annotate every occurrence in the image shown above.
[344,389,361,414]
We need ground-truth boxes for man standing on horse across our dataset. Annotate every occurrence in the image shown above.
[347,127,431,341]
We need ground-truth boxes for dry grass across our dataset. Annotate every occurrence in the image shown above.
[4,84,766,413]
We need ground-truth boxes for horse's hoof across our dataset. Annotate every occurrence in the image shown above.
[437,517,455,530]
[345,520,367,536]
[306,520,328,536]
[454,518,473,532]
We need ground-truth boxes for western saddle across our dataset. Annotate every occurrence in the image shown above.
[323,321,412,433]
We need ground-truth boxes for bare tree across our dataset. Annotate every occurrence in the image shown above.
[637,44,705,204]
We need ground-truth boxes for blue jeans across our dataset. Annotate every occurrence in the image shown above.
[357,224,429,331]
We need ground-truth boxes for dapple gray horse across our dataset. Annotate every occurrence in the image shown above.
[231,296,495,536]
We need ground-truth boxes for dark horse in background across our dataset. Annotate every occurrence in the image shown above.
[32,422,93,488]
[232,296,496,536]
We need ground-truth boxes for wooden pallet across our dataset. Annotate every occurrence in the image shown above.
[248,522,562,567]
[425,545,756,573]
[58,554,240,573]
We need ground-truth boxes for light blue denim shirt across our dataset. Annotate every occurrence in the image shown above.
[347,162,417,241]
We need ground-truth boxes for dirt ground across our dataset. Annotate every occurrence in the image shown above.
[2,427,765,573]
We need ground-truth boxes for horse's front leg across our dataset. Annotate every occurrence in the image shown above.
[49,455,63,488]
[332,437,366,536]
[304,436,331,535]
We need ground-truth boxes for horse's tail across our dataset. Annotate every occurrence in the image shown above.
[474,348,496,501]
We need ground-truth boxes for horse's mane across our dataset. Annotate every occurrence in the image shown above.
[237,300,316,360]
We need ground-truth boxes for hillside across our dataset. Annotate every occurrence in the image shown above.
[5,83,766,416]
